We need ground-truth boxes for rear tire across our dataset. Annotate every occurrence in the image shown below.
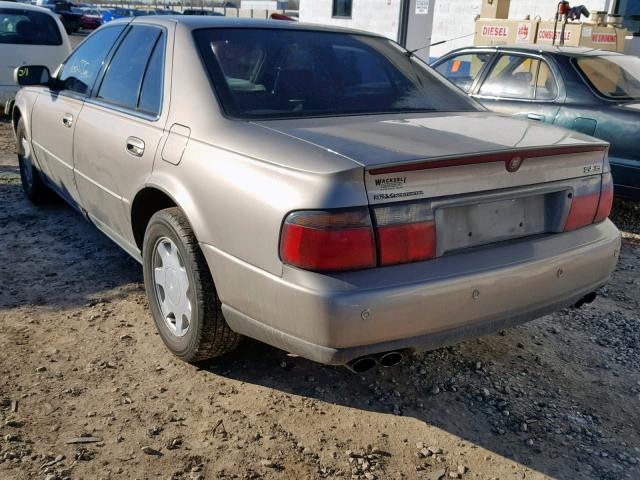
[17,118,51,204]
[142,207,241,363]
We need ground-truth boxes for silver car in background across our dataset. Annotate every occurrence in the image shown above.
[10,17,620,372]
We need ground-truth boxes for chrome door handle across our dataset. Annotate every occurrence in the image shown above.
[126,137,145,157]
[527,113,544,121]
[62,113,73,128]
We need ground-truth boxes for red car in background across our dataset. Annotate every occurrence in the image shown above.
[78,8,102,29]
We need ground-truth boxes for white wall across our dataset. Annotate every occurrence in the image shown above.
[299,0,615,58]
[429,0,611,58]
[299,0,403,40]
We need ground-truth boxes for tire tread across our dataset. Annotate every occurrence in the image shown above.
[146,208,241,363]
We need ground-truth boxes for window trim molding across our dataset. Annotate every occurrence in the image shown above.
[89,23,167,121]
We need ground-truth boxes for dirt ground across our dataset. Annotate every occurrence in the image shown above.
[0,116,639,480]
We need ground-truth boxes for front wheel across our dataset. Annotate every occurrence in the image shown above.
[17,118,51,204]
[142,207,241,363]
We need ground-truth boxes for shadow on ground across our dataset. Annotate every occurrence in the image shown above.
[1,149,638,479]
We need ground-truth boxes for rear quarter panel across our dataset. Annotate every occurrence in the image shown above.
[147,135,367,277]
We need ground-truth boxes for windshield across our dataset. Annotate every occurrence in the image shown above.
[0,8,62,45]
[193,28,480,120]
[576,55,640,101]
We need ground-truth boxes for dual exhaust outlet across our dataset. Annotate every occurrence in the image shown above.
[346,291,597,373]
[346,291,598,373]
[346,350,404,373]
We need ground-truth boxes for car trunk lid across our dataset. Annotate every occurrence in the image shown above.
[258,111,609,260]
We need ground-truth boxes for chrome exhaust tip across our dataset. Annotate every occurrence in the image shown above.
[346,356,378,373]
[378,351,404,367]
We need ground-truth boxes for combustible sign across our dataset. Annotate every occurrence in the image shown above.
[537,28,572,42]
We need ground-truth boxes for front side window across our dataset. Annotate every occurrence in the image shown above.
[332,0,353,17]
[97,25,164,114]
[575,55,640,100]
[58,25,125,95]
[0,8,61,46]
[194,28,480,120]
[479,55,549,100]
[435,53,492,92]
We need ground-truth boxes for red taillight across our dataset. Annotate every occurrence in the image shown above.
[374,202,436,266]
[564,192,599,231]
[279,203,437,272]
[280,209,376,272]
[564,173,614,231]
[594,173,614,223]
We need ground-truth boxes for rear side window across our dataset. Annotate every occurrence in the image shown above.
[0,8,61,46]
[480,55,538,99]
[479,54,558,100]
[58,25,125,95]
[97,25,164,114]
[435,53,492,92]
[138,35,166,115]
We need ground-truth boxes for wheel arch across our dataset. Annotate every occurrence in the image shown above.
[130,180,206,253]
[131,186,179,251]
[11,103,21,132]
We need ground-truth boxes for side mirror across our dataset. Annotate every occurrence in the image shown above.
[14,66,51,87]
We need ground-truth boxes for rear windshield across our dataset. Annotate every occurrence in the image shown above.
[0,8,62,46]
[575,56,640,101]
[193,28,480,120]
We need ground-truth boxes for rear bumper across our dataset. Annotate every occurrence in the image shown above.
[201,220,620,365]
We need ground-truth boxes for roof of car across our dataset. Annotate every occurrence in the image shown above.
[0,0,59,14]
[451,43,625,57]
[113,15,386,38]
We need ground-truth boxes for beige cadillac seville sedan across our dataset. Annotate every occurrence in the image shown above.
[9,17,620,372]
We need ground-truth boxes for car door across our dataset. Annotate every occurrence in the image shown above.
[73,24,168,250]
[29,25,125,205]
[433,51,493,94]
[472,53,561,124]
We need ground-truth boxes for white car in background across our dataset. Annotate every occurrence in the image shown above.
[0,0,71,109]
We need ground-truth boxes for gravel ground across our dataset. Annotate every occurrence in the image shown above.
[0,116,638,480]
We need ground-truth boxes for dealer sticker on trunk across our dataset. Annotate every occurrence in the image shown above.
[374,176,408,190]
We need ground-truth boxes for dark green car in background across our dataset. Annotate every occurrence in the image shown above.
[432,45,640,199]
